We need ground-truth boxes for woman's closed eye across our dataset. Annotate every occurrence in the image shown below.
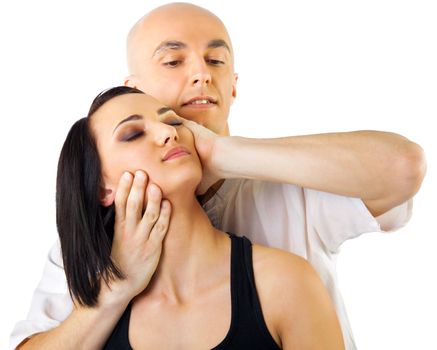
[165,119,183,126]
[120,129,145,142]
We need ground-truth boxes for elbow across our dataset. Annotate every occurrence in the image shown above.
[395,140,427,201]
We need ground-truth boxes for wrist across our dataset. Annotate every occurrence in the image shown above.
[98,278,133,311]
[213,136,244,178]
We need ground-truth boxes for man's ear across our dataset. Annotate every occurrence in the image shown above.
[100,187,115,207]
[231,73,238,103]
[124,74,138,88]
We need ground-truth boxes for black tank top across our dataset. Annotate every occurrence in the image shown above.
[103,234,281,349]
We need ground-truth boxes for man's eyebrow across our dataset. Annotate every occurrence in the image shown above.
[113,114,143,134]
[153,40,187,57]
[157,107,175,115]
[207,39,230,52]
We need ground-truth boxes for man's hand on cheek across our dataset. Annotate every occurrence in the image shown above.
[182,119,217,157]
[182,118,225,195]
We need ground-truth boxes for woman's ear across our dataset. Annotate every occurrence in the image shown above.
[99,187,115,207]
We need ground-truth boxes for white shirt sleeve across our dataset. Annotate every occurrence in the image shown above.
[9,239,73,350]
[305,188,413,253]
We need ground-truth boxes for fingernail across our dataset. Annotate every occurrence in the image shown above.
[122,172,132,181]
[148,184,160,197]
[135,170,145,181]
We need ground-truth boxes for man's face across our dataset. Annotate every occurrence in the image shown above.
[126,6,237,136]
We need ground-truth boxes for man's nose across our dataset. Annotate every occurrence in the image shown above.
[190,58,212,86]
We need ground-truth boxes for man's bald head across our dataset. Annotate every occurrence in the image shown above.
[127,2,234,74]
[123,2,238,136]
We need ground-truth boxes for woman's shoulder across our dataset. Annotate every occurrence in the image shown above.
[252,244,344,349]
[252,244,315,285]
[252,243,330,305]
[250,244,318,345]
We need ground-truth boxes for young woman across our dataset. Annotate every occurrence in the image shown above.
[57,86,344,349]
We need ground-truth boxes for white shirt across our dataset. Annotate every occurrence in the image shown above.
[10,179,412,350]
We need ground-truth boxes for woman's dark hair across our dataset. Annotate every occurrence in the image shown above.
[56,86,144,306]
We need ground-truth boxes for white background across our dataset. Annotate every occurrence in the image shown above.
[1,0,436,349]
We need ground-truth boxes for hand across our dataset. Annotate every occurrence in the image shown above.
[182,119,224,195]
[108,170,171,301]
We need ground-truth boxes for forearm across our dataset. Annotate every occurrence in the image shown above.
[18,284,130,350]
[216,131,426,207]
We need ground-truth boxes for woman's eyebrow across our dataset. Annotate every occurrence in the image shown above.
[113,114,143,134]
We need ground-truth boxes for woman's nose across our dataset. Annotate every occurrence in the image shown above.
[155,123,179,146]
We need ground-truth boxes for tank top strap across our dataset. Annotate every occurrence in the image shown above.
[103,233,280,350]
[224,233,280,349]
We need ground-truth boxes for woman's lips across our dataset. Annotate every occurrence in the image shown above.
[163,146,191,161]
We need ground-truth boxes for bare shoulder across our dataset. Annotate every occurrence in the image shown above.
[252,244,319,294]
[252,244,344,349]
[250,244,318,340]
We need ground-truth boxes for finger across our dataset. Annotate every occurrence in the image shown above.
[125,170,148,231]
[147,200,171,244]
[183,118,217,140]
[114,172,133,223]
[139,183,162,239]
[182,119,199,133]
[179,116,195,125]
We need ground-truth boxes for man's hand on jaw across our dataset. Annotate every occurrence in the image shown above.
[182,118,226,195]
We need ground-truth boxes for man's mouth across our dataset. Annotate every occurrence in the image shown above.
[182,96,217,106]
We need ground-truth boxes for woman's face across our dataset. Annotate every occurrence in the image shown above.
[89,93,202,200]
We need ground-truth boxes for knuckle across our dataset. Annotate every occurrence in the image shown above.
[144,210,158,223]
[153,222,166,233]
[143,241,156,254]
[126,198,140,211]
[148,239,163,252]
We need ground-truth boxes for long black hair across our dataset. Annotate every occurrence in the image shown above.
[56,86,143,306]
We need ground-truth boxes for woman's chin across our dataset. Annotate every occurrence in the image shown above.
[158,170,202,199]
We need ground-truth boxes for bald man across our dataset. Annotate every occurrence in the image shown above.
[11,3,426,350]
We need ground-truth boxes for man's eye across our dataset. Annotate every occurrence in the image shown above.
[207,59,224,65]
[122,131,144,142]
[164,60,182,68]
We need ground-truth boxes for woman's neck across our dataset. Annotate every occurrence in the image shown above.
[143,194,229,304]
